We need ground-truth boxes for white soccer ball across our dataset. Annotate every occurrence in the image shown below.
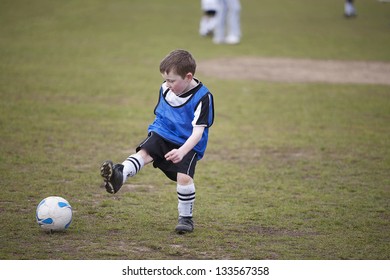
[36,196,73,232]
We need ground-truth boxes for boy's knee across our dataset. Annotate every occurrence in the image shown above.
[177,173,193,185]
[137,149,153,164]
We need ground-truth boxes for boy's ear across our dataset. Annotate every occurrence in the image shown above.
[185,72,193,80]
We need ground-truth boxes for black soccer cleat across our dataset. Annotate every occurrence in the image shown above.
[100,160,124,194]
[175,217,194,234]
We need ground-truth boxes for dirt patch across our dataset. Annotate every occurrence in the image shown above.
[197,57,390,85]
[121,184,156,193]
[249,226,319,237]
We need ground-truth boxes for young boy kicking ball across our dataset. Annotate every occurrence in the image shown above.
[100,49,214,234]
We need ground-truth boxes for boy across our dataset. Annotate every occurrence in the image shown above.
[100,49,214,234]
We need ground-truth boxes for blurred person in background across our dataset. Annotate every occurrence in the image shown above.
[344,0,357,18]
[213,0,241,44]
[199,0,219,37]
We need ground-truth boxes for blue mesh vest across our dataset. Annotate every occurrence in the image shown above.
[148,84,214,160]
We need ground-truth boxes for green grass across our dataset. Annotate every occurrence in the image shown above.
[0,0,389,259]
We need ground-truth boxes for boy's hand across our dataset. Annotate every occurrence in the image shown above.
[165,149,185,164]
[165,126,204,164]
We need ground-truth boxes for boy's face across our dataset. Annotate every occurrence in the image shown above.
[162,71,193,96]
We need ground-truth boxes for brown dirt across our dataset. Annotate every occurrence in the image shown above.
[197,57,390,85]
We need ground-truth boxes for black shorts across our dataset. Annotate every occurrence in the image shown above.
[136,132,198,182]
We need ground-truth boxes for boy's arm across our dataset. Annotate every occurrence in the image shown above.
[165,126,205,164]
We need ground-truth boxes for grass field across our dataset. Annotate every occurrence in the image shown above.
[0,0,389,260]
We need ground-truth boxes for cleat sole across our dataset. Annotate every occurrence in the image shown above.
[100,161,115,194]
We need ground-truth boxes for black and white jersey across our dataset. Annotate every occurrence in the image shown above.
[161,79,213,127]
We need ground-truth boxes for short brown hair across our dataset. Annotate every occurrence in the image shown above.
[159,49,196,78]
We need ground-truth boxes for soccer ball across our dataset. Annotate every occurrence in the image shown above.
[36,196,72,232]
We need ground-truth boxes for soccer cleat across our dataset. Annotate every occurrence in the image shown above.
[175,217,194,234]
[100,160,124,194]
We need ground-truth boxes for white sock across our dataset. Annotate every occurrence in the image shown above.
[121,154,144,183]
[177,183,195,218]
